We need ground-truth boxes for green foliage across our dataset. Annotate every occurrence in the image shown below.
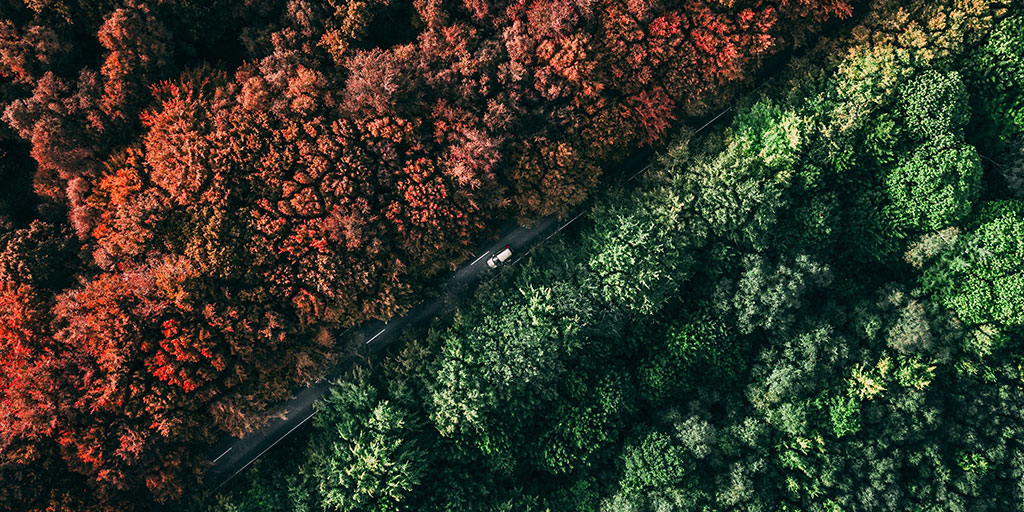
[901,70,971,140]
[429,279,600,459]
[729,254,833,335]
[825,44,912,137]
[618,430,690,495]
[603,421,715,512]
[970,14,1024,142]
[884,134,982,233]
[306,377,428,512]
[923,201,1024,335]
[638,311,743,404]
[585,182,700,316]
[681,99,804,251]
[748,325,849,438]
[538,370,635,475]
[826,393,861,438]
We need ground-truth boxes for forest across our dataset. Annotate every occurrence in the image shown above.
[200,0,1024,510]
[0,0,1021,510]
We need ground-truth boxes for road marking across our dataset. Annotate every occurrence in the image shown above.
[627,78,774,183]
[470,252,489,266]
[509,213,584,267]
[215,411,317,491]
[366,328,387,344]
[543,211,586,243]
[626,164,652,182]
[212,447,232,464]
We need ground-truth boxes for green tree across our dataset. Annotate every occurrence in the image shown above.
[585,179,702,315]
[884,135,982,233]
[603,429,701,512]
[638,310,743,404]
[681,99,804,252]
[900,70,970,140]
[306,376,428,512]
[537,370,635,475]
[430,276,604,472]
[728,254,833,335]
[970,14,1024,142]
[922,201,1024,340]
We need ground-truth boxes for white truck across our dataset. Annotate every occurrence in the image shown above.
[487,246,513,268]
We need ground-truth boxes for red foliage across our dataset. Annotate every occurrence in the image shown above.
[0,0,854,506]
[0,283,61,453]
[0,21,64,85]
[97,4,172,120]
[51,262,211,498]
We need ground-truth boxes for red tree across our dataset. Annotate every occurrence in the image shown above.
[0,0,855,505]
[97,3,173,121]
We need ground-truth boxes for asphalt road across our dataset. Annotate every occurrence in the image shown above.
[202,214,565,491]
[198,61,789,491]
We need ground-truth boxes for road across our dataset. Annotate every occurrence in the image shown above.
[199,60,786,491]
[202,214,565,491]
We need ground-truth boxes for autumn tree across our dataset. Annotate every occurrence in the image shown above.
[3,70,108,221]
[96,3,173,122]
[0,220,78,454]
[51,263,207,499]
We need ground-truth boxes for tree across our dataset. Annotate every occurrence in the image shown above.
[430,277,602,469]
[306,375,428,512]
[0,283,62,456]
[728,253,833,335]
[612,429,695,509]
[584,176,702,315]
[0,219,79,290]
[536,369,634,475]
[969,14,1024,143]
[0,18,67,87]
[883,134,982,234]
[900,70,970,140]
[922,201,1024,342]
[51,262,209,500]
[3,70,108,223]
[316,0,392,63]
[506,135,601,219]
[97,4,173,121]
[0,220,78,459]
[638,310,743,405]
[680,99,805,252]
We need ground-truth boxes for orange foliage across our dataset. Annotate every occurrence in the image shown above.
[0,0,853,506]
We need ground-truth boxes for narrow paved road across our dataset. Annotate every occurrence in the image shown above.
[202,215,565,490]
[196,12,868,488]
[198,59,792,490]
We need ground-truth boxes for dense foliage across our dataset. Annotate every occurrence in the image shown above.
[206,0,1024,511]
[0,0,853,508]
